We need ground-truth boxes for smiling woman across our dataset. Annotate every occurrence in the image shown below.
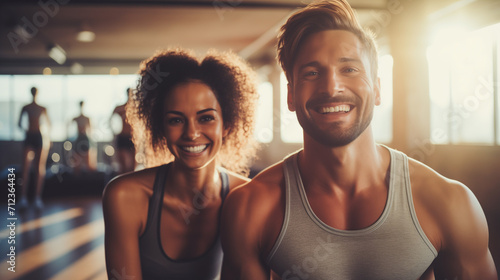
[129,48,258,173]
[102,48,258,280]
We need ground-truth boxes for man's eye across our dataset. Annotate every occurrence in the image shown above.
[303,71,319,80]
[344,67,357,73]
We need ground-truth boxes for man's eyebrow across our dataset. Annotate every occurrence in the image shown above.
[338,57,362,63]
[297,61,321,72]
[297,57,362,72]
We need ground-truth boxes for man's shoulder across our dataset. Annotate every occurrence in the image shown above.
[407,156,476,230]
[231,161,285,198]
[224,161,286,219]
[221,161,287,257]
[407,156,468,196]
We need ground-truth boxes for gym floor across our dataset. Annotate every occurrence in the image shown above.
[0,196,106,280]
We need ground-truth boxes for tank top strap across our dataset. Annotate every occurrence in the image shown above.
[385,146,406,195]
[384,145,414,223]
[149,163,170,221]
[283,149,317,221]
[219,169,230,202]
[141,164,170,239]
[267,150,302,264]
[283,150,303,205]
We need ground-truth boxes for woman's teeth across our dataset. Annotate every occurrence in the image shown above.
[181,145,208,153]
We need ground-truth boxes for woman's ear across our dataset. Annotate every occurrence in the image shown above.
[223,126,230,138]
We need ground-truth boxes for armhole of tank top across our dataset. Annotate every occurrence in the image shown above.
[219,169,230,202]
[402,153,439,257]
[266,158,292,265]
[139,164,168,239]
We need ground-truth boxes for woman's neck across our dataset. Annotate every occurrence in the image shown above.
[165,161,221,204]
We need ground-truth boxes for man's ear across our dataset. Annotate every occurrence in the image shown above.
[374,77,381,106]
[287,83,296,112]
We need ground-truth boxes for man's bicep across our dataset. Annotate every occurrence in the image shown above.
[221,189,270,280]
[436,183,497,279]
[221,251,269,280]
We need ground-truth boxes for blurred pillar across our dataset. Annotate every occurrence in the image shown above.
[387,0,431,159]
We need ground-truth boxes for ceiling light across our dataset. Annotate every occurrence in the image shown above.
[70,62,84,74]
[77,30,95,42]
[76,23,95,42]
[47,44,66,64]
[43,67,52,75]
[110,67,119,75]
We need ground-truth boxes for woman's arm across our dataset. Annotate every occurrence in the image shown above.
[102,177,148,280]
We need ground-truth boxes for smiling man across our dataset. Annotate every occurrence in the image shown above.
[220,1,497,279]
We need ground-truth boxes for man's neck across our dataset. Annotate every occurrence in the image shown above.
[299,128,387,194]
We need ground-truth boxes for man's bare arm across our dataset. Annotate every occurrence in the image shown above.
[433,180,497,279]
[221,184,271,280]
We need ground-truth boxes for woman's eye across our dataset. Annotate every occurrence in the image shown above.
[167,118,183,125]
[200,115,215,122]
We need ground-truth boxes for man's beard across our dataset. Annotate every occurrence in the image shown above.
[297,95,374,147]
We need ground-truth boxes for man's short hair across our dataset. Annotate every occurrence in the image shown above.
[277,0,379,83]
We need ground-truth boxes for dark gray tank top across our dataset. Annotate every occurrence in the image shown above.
[267,147,437,279]
[139,163,229,280]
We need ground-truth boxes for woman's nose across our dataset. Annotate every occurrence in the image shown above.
[183,121,200,140]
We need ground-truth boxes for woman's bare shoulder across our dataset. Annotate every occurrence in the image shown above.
[103,166,160,205]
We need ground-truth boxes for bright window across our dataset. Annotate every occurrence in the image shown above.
[372,54,393,143]
[280,72,303,143]
[0,76,12,140]
[254,82,273,143]
[0,74,138,142]
[12,75,64,140]
[428,22,499,145]
[66,75,136,142]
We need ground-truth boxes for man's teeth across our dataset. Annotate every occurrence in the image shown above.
[181,145,208,153]
[320,105,351,113]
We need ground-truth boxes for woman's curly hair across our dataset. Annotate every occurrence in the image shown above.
[127,48,258,175]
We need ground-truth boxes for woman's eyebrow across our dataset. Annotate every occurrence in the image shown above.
[197,108,216,114]
[165,110,183,116]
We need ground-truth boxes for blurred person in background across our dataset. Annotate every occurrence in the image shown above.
[110,88,136,173]
[69,100,96,174]
[18,86,51,209]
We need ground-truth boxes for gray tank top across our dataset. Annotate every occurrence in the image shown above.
[267,147,437,280]
[139,163,229,280]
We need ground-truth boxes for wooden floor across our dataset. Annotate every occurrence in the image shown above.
[0,196,106,280]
